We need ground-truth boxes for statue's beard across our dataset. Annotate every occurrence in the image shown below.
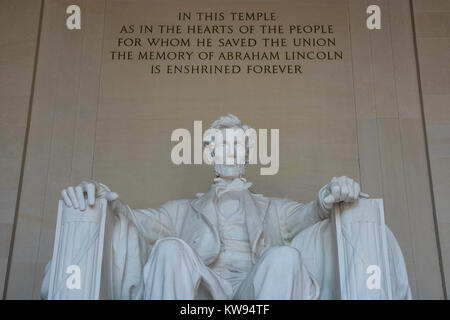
[214,163,245,178]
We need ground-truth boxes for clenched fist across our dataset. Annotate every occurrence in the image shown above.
[61,180,118,211]
[320,176,364,211]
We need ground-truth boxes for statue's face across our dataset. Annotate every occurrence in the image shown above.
[214,163,245,178]
[212,128,247,178]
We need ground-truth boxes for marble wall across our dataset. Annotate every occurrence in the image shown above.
[0,0,42,299]
[0,0,448,299]
[413,0,450,297]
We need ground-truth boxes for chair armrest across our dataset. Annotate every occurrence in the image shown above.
[332,198,394,299]
[47,199,107,299]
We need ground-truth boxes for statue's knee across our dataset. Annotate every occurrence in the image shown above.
[144,238,194,283]
[263,246,302,266]
[152,237,189,259]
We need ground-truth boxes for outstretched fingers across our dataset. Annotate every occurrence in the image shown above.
[61,189,72,207]
[81,181,96,206]
[67,187,79,209]
[75,186,85,211]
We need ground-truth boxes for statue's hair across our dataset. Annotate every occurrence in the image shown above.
[204,114,254,166]
[210,114,250,131]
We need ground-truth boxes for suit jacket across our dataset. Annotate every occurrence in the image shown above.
[114,183,330,266]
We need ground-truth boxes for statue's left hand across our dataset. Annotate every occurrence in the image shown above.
[320,176,361,210]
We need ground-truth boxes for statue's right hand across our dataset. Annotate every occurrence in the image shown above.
[61,180,118,211]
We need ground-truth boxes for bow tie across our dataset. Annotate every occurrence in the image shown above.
[213,177,252,198]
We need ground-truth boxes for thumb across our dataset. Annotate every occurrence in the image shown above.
[104,192,119,201]
[323,194,335,209]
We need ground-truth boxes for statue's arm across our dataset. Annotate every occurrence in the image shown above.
[109,198,184,243]
[60,180,180,242]
[276,176,361,242]
[275,187,331,243]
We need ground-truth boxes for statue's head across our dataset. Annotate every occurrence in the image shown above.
[204,114,254,179]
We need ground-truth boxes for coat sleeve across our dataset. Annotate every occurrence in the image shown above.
[109,199,189,243]
[102,199,189,299]
[274,186,331,243]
